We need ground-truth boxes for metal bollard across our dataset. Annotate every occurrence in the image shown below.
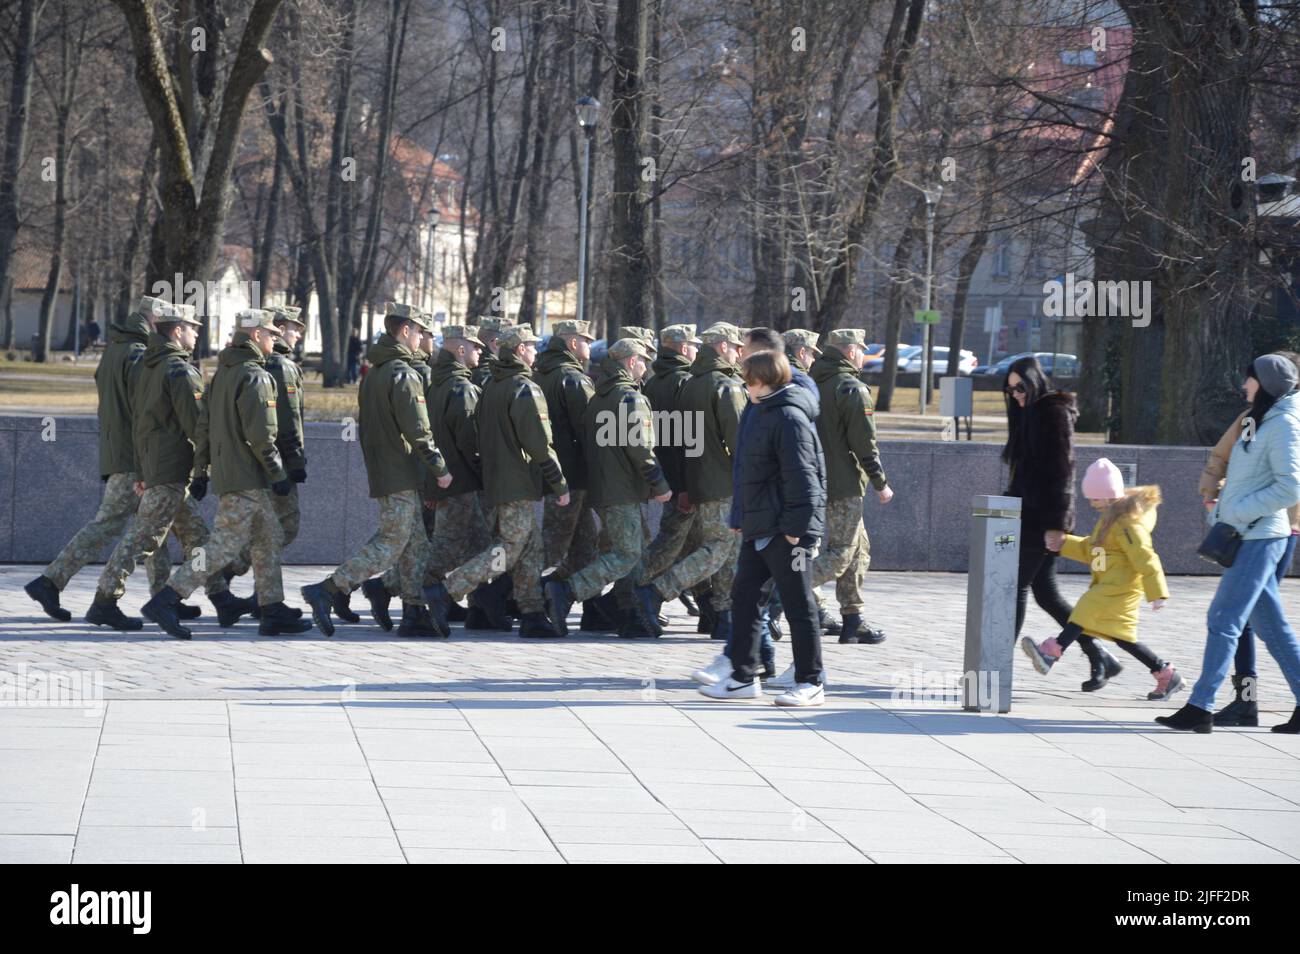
[963,494,1022,713]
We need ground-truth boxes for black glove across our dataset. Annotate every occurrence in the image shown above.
[188,476,209,501]
[271,478,293,497]
[289,468,307,484]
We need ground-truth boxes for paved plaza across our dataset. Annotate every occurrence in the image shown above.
[1,565,1298,864]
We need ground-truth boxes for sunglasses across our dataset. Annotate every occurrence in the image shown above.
[1004,383,1027,396]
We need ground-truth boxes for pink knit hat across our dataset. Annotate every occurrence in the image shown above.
[1082,457,1125,500]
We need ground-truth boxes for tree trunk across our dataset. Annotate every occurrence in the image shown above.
[0,0,39,314]
[877,211,920,412]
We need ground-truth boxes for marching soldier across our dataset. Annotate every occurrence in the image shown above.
[544,338,672,636]
[633,322,747,638]
[301,304,451,637]
[87,303,241,630]
[635,324,702,633]
[808,328,893,644]
[533,320,599,607]
[141,310,311,639]
[426,324,569,638]
[25,296,173,621]
[470,316,508,389]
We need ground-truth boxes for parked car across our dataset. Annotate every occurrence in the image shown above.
[901,346,978,376]
[863,344,920,373]
[972,351,1078,377]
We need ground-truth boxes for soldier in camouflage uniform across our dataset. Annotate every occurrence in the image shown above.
[302,304,451,637]
[633,323,748,638]
[808,328,894,644]
[533,319,598,587]
[87,304,235,630]
[426,324,570,638]
[544,338,672,636]
[469,316,508,390]
[25,296,173,621]
[142,311,312,639]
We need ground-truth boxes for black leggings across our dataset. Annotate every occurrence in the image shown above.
[1016,540,1107,664]
[1057,622,1165,672]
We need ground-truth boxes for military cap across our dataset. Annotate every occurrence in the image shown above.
[618,326,656,345]
[825,328,867,350]
[699,322,745,346]
[552,319,596,341]
[236,308,281,336]
[386,302,432,330]
[157,302,201,327]
[660,323,702,346]
[783,328,822,356]
[270,304,305,329]
[137,295,171,319]
[608,337,652,361]
[476,316,508,341]
[498,323,541,350]
[442,324,485,348]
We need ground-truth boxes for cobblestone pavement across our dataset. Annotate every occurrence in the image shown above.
[1,565,1297,863]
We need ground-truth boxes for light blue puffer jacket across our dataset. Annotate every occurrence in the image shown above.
[1213,390,1300,540]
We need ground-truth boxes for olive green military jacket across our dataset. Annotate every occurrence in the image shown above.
[477,349,568,507]
[641,347,693,493]
[533,339,594,491]
[428,349,483,499]
[810,347,888,499]
[583,365,670,508]
[199,334,287,495]
[132,333,205,487]
[677,345,746,504]
[95,311,151,477]
[264,340,306,472]
[357,335,448,499]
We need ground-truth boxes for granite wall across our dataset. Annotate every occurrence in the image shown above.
[0,414,1256,576]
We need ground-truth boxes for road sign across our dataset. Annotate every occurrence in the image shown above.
[913,309,940,324]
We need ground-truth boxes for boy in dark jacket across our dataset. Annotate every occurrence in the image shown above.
[700,350,827,706]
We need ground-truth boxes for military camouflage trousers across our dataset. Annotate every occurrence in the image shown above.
[96,483,228,601]
[332,490,425,604]
[636,500,694,586]
[568,503,646,604]
[444,499,544,614]
[421,493,492,585]
[543,490,598,579]
[43,472,170,592]
[380,503,435,597]
[809,495,871,614]
[168,489,285,604]
[226,485,301,582]
[644,498,740,611]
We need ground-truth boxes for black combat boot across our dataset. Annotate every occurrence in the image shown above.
[447,600,469,622]
[361,577,394,631]
[1214,675,1259,727]
[258,602,313,636]
[618,607,657,638]
[678,590,700,617]
[248,596,301,621]
[839,613,886,645]
[141,586,192,640]
[517,611,562,638]
[422,581,453,636]
[24,575,71,622]
[1155,703,1213,734]
[329,583,362,623]
[632,585,664,637]
[543,578,574,637]
[177,602,203,620]
[1272,707,1300,734]
[471,578,513,631]
[580,593,620,633]
[696,593,716,634]
[85,595,143,631]
[300,579,338,637]
[398,603,445,638]
[818,605,842,635]
[210,590,255,628]
[710,608,732,642]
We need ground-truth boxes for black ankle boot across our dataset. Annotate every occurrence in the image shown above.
[210,590,254,628]
[1271,706,1300,734]
[580,593,621,633]
[141,586,192,640]
[1081,649,1122,692]
[361,577,394,631]
[398,603,444,638]
[678,590,700,617]
[710,608,731,642]
[618,607,656,639]
[177,602,203,620]
[1214,675,1259,727]
[518,611,562,638]
[300,579,337,637]
[543,578,574,636]
[258,602,313,636]
[818,606,842,635]
[447,600,469,622]
[1155,703,1213,733]
[85,595,143,631]
[696,596,715,634]
[24,575,71,622]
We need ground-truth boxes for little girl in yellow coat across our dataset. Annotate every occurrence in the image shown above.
[1021,458,1185,700]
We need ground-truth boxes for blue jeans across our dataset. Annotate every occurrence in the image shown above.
[1190,537,1300,710]
[1234,534,1297,679]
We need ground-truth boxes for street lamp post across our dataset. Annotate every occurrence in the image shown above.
[424,208,440,316]
[575,96,600,327]
[917,183,942,414]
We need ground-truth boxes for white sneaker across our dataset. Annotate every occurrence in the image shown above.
[767,663,797,690]
[698,677,761,701]
[691,654,733,686]
[774,682,825,707]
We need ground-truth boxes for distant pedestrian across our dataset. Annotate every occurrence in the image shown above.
[346,329,363,384]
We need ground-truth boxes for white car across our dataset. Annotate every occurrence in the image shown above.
[863,345,920,373]
[902,347,978,375]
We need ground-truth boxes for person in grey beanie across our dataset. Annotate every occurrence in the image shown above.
[1159,353,1300,733]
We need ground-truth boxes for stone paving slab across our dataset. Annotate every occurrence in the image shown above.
[1,565,1298,863]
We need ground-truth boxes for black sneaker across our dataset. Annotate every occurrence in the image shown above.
[24,575,71,622]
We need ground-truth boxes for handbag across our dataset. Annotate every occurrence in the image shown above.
[1197,517,1261,568]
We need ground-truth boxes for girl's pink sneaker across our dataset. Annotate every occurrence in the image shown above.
[1020,635,1062,675]
[1148,663,1185,701]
